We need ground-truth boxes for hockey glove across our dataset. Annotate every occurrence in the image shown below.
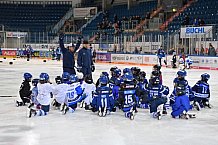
[59,33,64,41]
[77,37,82,44]
[91,65,95,72]
[77,66,82,73]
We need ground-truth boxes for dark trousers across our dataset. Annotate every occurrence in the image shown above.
[81,67,92,79]
[149,97,167,113]
[56,54,61,61]
[21,96,31,104]
[63,67,76,75]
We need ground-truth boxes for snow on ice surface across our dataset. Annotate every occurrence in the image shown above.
[0,58,218,145]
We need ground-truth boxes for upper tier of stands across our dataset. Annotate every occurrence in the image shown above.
[0,2,71,32]
[82,1,157,38]
[167,0,218,34]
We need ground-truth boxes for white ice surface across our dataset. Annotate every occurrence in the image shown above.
[0,58,218,145]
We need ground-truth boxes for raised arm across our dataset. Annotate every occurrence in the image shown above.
[59,34,66,53]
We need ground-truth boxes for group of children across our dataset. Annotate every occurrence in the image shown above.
[16,64,211,120]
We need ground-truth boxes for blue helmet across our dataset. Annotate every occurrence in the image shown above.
[123,68,131,74]
[101,72,109,77]
[32,79,39,86]
[99,75,108,85]
[110,66,118,72]
[62,72,70,82]
[201,73,210,82]
[177,70,187,77]
[70,74,78,83]
[39,73,49,81]
[115,78,122,86]
[123,73,133,82]
[24,73,32,81]
[114,69,121,77]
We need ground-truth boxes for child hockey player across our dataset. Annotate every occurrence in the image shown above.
[52,72,70,110]
[171,81,195,119]
[118,73,137,120]
[157,46,166,66]
[170,70,192,106]
[81,75,96,110]
[144,76,168,120]
[131,67,141,82]
[91,75,114,117]
[171,52,177,68]
[136,71,148,109]
[62,75,85,114]
[109,68,121,89]
[151,65,162,85]
[27,73,54,118]
[178,55,185,70]
[16,73,32,107]
[192,73,211,110]
[28,79,40,109]
[185,55,193,69]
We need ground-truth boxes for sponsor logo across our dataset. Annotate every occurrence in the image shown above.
[2,50,16,56]
[186,27,205,34]
[144,57,149,62]
[97,54,107,60]
[112,56,125,61]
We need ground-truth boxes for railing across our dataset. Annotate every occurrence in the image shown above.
[78,11,103,32]
[51,7,74,34]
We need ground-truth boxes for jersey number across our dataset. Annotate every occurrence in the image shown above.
[125,95,133,104]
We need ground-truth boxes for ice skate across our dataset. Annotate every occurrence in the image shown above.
[62,105,69,115]
[157,111,162,120]
[204,102,212,109]
[187,113,196,118]
[179,112,189,120]
[15,100,23,107]
[80,101,86,108]
[85,104,91,111]
[60,103,66,112]
[98,107,103,117]
[102,107,107,117]
[27,108,36,118]
[193,102,201,111]
[129,108,135,120]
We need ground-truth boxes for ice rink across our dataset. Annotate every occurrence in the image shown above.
[0,58,218,145]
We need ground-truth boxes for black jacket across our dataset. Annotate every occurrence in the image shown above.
[59,38,81,68]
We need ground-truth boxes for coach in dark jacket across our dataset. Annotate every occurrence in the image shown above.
[77,40,95,79]
[59,34,81,74]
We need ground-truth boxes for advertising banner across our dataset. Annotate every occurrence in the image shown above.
[39,51,52,58]
[180,26,213,38]
[124,54,143,64]
[2,50,16,56]
[6,32,27,38]
[142,55,158,65]
[73,7,97,18]
[96,52,111,62]
[190,56,218,69]
[111,54,126,63]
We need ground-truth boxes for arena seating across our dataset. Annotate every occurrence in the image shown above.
[166,0,218,36]
[82,1,157,42]
[0,3,71,32]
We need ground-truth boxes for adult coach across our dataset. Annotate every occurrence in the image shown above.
[77,40,95,79]
[59,34,81,75]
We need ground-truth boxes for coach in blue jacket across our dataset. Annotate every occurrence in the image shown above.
[59,34,81,75]
[77,40,95,79]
